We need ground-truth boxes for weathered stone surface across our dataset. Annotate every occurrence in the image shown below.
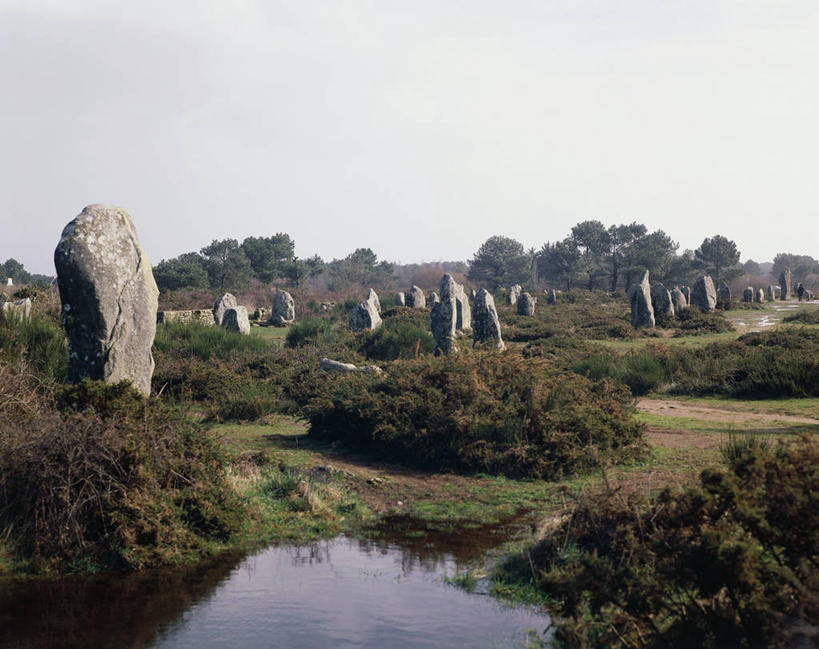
[213,293,238,326]
[252,307,269,322]
[270,289,295,326]
[545,289,557,305]
[517,292,537,316]
[743,287,754,303]
[469,288,477,301]
[395,292,406,307]
[690,275,717,312]
[54,204,158,396]
[405,285,426,309]
[767,285,775,301]
[156,309,215,325]
[717,281,732,303]
[222,306,250,335]
[629,270,655,328]
[756,288,765,303]
[472,288,504,350]
[428,291,440,305]
[507,284,522,305]
[431,274,458,355]
[671,287,688,312]
[779,270,792,300]
[367,288,382,314]
[0,298,32,322]
[650,282,674,318]
[349,290,382,331]
[683,286,691,304]
[454,283,471,331]
[319,357,382,374]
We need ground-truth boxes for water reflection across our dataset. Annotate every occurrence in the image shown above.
[2,523,548,649]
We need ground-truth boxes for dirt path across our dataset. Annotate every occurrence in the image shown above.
[637,398,819,426]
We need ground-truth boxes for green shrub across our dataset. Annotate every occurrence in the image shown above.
[360,309,434,360]
[285,317,343,348]
[502,436,819,649]
[672,306,734,335]
[0,311,67,383]
[573,348,665,395]
[154,321,269,361]
[783,309,819,325]
[305,351,646,478]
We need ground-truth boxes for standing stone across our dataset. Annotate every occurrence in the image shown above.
[779,270,792,300]
[431,274,458,355]
[507,284,522,305]
[545,289,557,305]
[683,286,692,304]
[629,270,655,328]
[796,283,805,301]
[405,285,426,309]
[54,204,158,396]
[767,285,775,302]
[756,288,765,303]
[367,288,382,314]
[650,282,675,319]
[690,275,717,312]
[0,298,32,322]
[743,287,754,303]
[717,281,732,303]
[213,293,238,326]
[270,289,295,326]
[222,306,250,335]
[671,287,687,312]
[349,290,382,331]
[517,292,537,316]
[469,288,477,301]
[428,291,440,305]
[472,288,505,350]
[395,292,406,307]
[454,283,472,331]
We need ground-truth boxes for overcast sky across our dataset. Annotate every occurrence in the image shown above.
[2,1,818,275]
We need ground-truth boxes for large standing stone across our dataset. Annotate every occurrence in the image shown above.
[650,282,674,319]
[717,281,732,303]
[367,288,382,314]
[690,275,716,312]
[0,298,32,322]
[472,288,504,350]
[545,289,557,305]
[671,287,688,312]
[270,289,295,326]
[767,285,775,302]
[222,306,250,335]
[213,293,238,326]
[683,286,692,304]
[349,290,382,331]
[428,291,440,305]
[405,285,426,309]
[779,270,792,300]
[454,283,471,331]
[395,292,406,307]
[629,270,655,328]
[507,284,522,305]
[517,292,537,316]
[54,204,158,396]
[743,287,754,303]
[756,288,765,303]
[431,274,458,355]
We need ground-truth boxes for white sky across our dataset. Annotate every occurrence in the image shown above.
[1,1,818,274]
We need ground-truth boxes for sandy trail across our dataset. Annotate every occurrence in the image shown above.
[637,398,819,426]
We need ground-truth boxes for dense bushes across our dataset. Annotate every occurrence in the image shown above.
[673,306,734,335]
[575,329,819,397]
[0,369,244,571]
[305,351,646,478]
[359,307,434,360]
[503,436,819,649]
[784,308,819,325]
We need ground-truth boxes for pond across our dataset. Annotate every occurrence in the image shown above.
[0,529,549,648]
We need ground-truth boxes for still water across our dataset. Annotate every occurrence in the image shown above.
[1,532,549,649]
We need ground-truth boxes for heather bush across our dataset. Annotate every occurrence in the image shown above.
[360,308,434,360]
[502,436,819,649]
[783,308,819,325]
[0,369,244,570]
[304,351,646,478]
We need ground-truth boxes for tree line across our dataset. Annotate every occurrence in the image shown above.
[468,223,819,292]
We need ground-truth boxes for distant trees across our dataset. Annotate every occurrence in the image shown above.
[537,239,582,290]
[327,248,394,290]
[0,259,31,285]
[467,236,532,291]
[771,253,819,284]
[153,253,209,291]
[695,235,740,286]
[241,234,295,283]
[743,259,761,276]
[200,239,254,291]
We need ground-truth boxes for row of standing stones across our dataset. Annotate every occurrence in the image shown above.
[38,204,819,392]
[628,268,813,329]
